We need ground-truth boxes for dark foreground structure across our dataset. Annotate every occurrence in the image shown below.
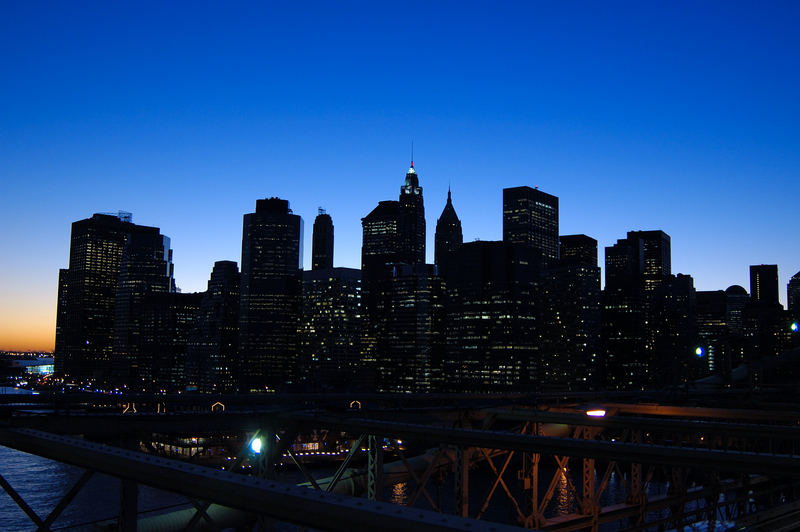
[4,389,800,531]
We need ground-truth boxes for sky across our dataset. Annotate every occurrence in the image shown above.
[1,1,799,352]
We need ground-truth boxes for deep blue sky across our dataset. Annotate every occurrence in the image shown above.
[2,1,799,350]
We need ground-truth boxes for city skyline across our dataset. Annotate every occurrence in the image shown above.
[2,2,800,351]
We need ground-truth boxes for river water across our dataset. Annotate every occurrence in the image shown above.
[0,387,190,530]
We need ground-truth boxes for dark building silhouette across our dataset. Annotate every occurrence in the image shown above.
[560,234,597,267]
[750,264,779,305]
[724,285,750,370]
[55,268,69,368]
[628,230,671,292]
[398,162,426,265]
[650,273,698,385]
[696,290,730,379]
[361,199,401,364]
[112,224,176,388]
[789,271,800,321]
[239,198,302,392]
[503,186,559,263]
[743,265,788,362]
[361,200,401,277]
[378,264,445,393]
[311,209,334,270]
[602,230,673,390]
[539,235,601,391]
[185,261,240,393]
[55,212,175,387]
[138,291,202,392]
[725,285,749,336]
[434,188,463,276]
[56,212,134,384]
[360,163,428,382]
[602,237,647,390]
[300,267,363,391]
[443,241,541,392]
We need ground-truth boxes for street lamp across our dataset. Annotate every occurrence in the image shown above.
[250,436,263,454]
[694,346,705,358]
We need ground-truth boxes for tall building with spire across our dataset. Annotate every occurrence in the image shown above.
[360,161,433,391]
[239,197,303,391]
[398,161,425,265]
[434,188,462,275]
[312,208,334,270]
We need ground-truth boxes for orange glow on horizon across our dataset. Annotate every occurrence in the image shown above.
[0,308,55,353]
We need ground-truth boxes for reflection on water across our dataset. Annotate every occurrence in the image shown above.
[391,481,408,505]
[0,445,188,531]
[556,467,571,515]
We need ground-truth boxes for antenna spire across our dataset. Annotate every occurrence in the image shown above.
[411,140,414,168]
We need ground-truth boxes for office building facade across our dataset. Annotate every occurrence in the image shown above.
[55,212,174,386]
[185,260,240,393]
[311,209,334,270]
[239,198,303,391]
[300,267,364,390]
[503,186,559,263]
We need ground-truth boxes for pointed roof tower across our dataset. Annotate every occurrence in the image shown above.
[435,187,463,268]
[403,160,419,188]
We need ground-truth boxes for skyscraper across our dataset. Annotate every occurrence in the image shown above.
[434,188,462,275]
[503,186,559,263]
[56,213,130,384]
[443,241,541,392]
[398,162,425,265]
[300,267,363,390]
[112,225,176,388]
[789,271,800,320]
[602,236,648,390]
[627,230,671,292]
[55,212,174,386]
[138,291,202,392]
[311,208,334,270]
[649,273,697,386]
[239,197,303,392]
[560,234,598,268]
[360,162,429,388]
[750,264,779,305]
[361,199,400,318]
[186,260,240,393]
[744,264,787,361]
[539,235,601,391]
[696,290,729,378]
[378,264,445,393]
[602,230,672,390]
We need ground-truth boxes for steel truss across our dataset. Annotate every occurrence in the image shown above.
[275,410,800,531]
[0,427,520,532]
[4,401,800,530]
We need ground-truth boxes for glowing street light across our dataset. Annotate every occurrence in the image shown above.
[695,346,705,357]
[586,409,606,417]
[250,437,262,454]
[791,322,799,333]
